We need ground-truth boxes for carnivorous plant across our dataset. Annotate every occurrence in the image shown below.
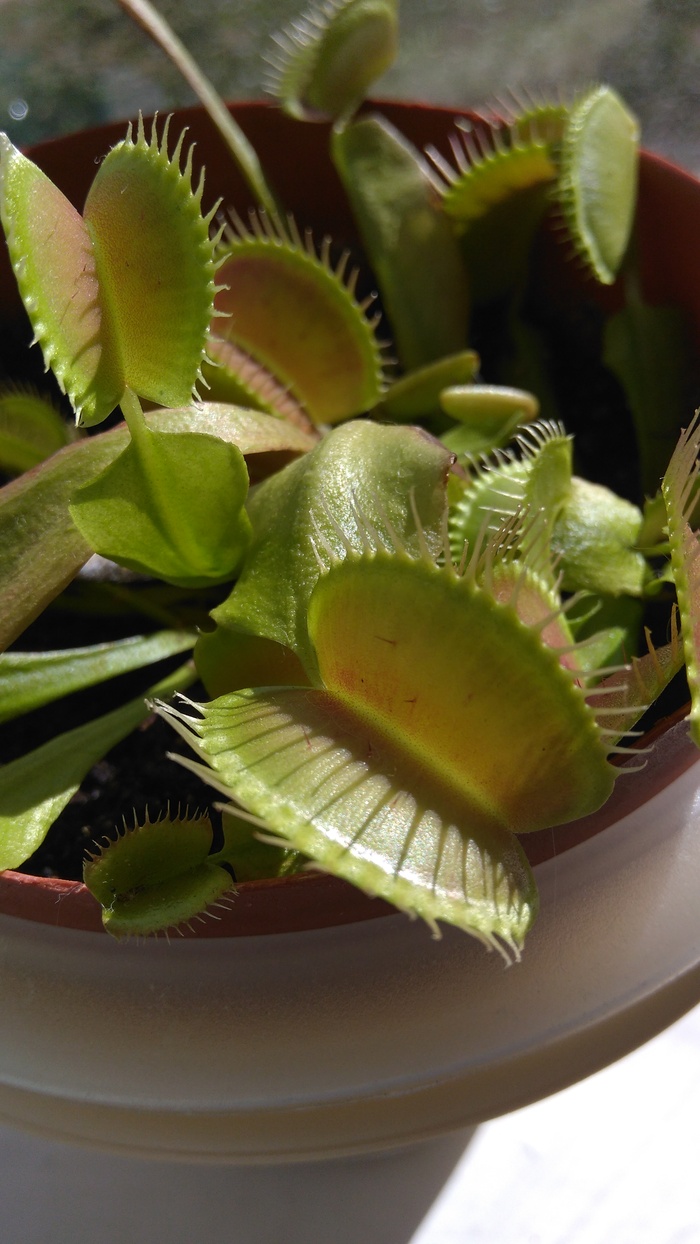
[1,0,699,958]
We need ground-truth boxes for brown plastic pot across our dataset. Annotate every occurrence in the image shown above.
[1,105,700,1163]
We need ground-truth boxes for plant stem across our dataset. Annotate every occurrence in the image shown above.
[116,0,280,217]
[120,385,153,453]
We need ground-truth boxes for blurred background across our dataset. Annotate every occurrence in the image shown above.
[2,0,700,172]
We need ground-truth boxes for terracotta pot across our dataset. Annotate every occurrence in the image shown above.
[1,103,700,1160]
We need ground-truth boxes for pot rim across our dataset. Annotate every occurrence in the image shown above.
[2,706,696,934]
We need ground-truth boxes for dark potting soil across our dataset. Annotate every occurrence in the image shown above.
[1,589,224,882]
[17,710,221,882]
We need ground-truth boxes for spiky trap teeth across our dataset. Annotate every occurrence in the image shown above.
[424,107,560,302]
[264,0,399,122]
[0,114,220,426]
[554,85,640,284]
[426,115,559,228]
[82,113,221,412]
[210,210,387,424]
[155,473,650,953]
[83,807,235,937]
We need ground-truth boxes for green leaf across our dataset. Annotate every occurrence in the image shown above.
[440,384,539,456]
[150,402,317,457]
[0,133,124,424]
[556,85,639,284]
[83,116,218,413]
[552,477,650,596]
[164,686,539,955]
[0,629,195,725]
[266,0,399,122]
[0,660,195,872]
[603,299,694,495]
[0,403,311,652]
[84,810,232,937]
[661,413,700,745]
[70,424,252,588]
[305,552,613,831]
[213,213,385,425]
[211,420,453,677]
[332,115,470,370]
[374,350,480,421]
[0,388,74,476]
[0,118,219,427]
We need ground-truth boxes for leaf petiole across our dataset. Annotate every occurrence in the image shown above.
[119,387,204,569]
[116,0,280,217]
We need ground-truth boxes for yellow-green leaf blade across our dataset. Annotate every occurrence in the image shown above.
[308,552,615,833]
[83,118,217,408]
[70,427,252,588]
[0,629,195,725]
[0,134,124,424]
[662,414,700,745]
[84,810,232,937]
[0,403,307,652]
[163,687,538,954]
[214,218,385,424]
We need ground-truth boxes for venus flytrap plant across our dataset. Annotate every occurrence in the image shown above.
[449,421,653,599]
[83,807,237,938]
[264,0,399,124]
[331,115,471,370]
[207,211,387,426]
[0,115,255,589]
[0,101,309,875]
[555,86,640,286]
[154,494,649,956]
[1,0,700,951]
